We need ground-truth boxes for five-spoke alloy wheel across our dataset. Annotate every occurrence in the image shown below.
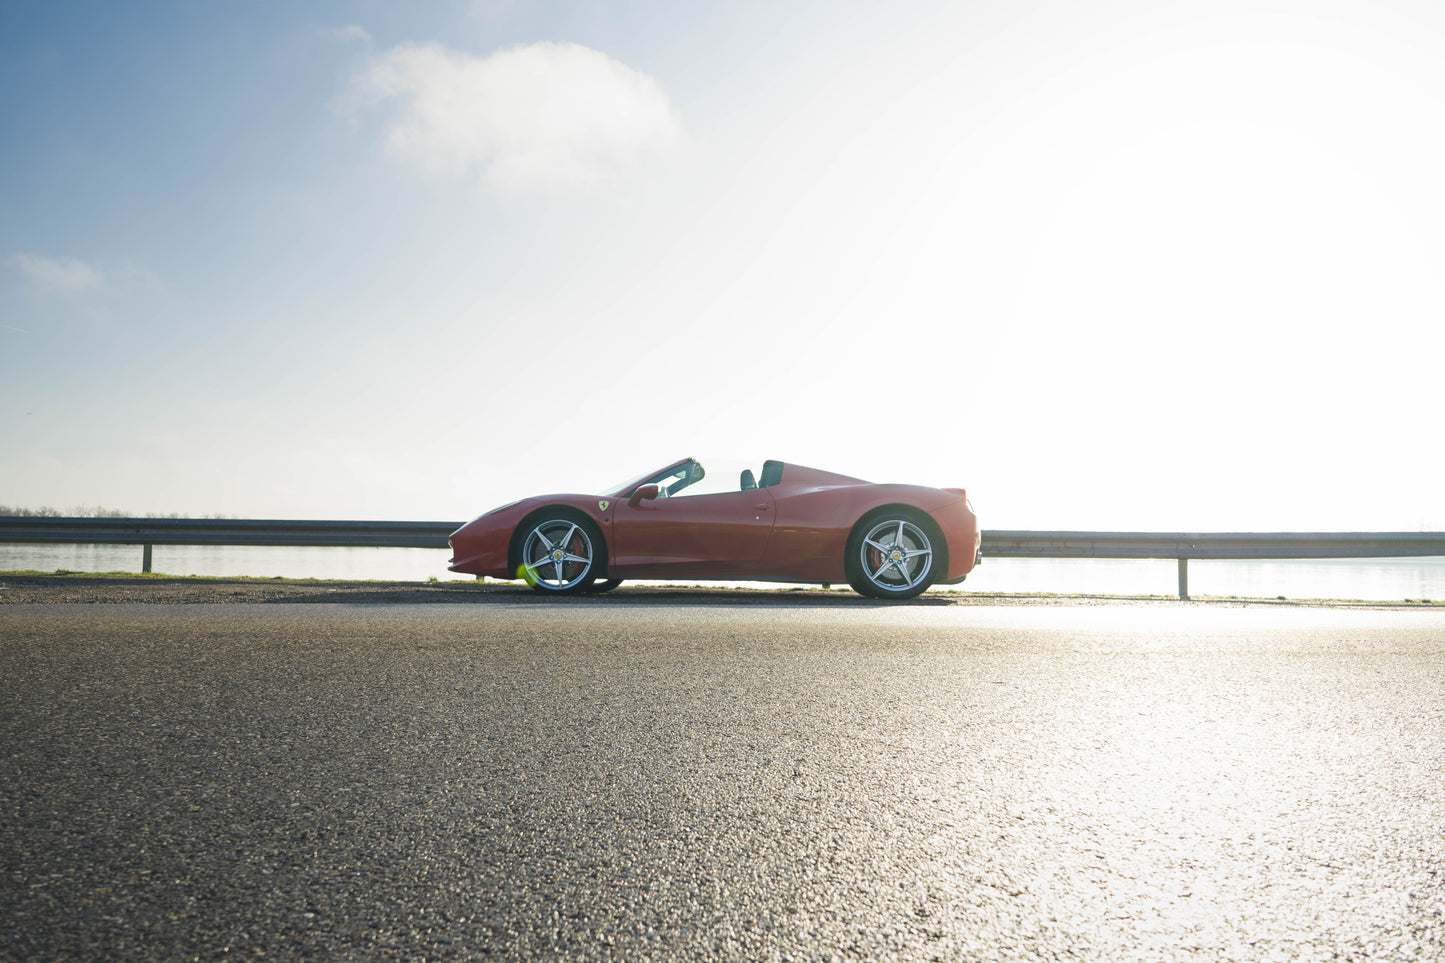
[517,514,604,594]
[845,509,941,600]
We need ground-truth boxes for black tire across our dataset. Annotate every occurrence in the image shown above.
[588,578,623,593]
[844,508,943,600]
[514,511,605,595]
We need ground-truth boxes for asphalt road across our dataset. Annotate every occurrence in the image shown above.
[2,596,1443,961]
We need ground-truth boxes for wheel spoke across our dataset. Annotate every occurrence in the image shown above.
[531,528,555,552]
[870,555,902,582]
[901,540,932,587]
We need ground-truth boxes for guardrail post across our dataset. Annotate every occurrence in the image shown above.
[1177,558,1188,600]
[142,544,152,574]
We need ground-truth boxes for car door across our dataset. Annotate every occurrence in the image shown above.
[610,487,777,577]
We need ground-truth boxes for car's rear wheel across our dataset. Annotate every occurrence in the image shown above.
[517,513,603,594]
[845,509,940,600]
[589,578,623,593]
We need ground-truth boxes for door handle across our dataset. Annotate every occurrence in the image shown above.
[753,503,770,512]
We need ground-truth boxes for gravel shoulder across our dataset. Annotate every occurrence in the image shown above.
[0,571,1434,608]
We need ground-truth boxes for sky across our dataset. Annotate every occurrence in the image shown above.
[2,0,1442,532]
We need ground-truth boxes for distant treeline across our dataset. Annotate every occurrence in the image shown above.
[0,506,233,519]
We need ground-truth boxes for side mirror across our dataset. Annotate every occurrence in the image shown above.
[628,484,660,508]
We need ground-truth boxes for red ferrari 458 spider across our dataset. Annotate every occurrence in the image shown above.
[448,457,980,599]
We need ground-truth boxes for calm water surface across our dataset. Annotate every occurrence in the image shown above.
[3,544,1443,601]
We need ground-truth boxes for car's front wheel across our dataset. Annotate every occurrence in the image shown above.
[845,509,941,600]
[517,513,604,594]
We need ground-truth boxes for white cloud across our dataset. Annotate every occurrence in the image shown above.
[320,24,372,46]
[7,253,105,295]
[351,41,680,195]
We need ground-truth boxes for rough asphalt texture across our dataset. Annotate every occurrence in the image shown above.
[2,578,1443,960]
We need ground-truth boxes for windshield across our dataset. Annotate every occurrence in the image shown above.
[606,457,782,498]
[601,459,692,498]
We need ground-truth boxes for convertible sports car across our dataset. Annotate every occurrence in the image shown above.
[448,457,980,599]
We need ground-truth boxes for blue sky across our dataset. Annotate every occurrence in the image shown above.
[3,0,1443,530]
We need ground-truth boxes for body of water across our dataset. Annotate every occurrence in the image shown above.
[3,543,1443,601]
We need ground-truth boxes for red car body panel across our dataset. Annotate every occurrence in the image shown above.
[447,459,980,586]
[611,487,777,577]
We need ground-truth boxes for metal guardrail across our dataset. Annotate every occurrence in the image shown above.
[0,517,457,548]
[982,531,1445,599]
[0,517,457,576]
[2,517,1443,598]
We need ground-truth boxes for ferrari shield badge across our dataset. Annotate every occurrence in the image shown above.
[598,500,610,511]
